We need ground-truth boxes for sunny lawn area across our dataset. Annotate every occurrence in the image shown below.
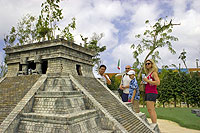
[140,107,200,130]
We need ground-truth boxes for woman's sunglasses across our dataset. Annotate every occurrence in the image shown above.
[145,63,151,65]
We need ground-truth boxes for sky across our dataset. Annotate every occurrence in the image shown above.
[0,0,200,73]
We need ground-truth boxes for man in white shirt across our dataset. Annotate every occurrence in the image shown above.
[119,65,132,102]
[94,65,111,86]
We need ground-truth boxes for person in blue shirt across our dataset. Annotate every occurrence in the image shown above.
[127,70,140,113]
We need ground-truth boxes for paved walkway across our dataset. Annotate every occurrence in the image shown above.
[148,119,200,133]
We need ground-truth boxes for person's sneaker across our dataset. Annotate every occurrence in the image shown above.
[150,123,157,129]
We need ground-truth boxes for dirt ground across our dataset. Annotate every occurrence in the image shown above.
[148,118,200,133]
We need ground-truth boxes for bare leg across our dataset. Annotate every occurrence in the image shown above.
[146,101,157,123]
[132,100,140,113]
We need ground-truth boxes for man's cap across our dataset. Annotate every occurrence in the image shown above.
[127,70,135,75]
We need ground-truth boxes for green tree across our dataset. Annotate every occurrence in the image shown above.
[3,0,106,67]
[183,72,200,107]
[158,69,200,108]
[4,0,77,45]
[178,49,191,78]
[4,14,36,46]
[80,33,106,67]
[107,75,121,90]
[36,0,63,41]
[4,26,17,47]
[131,17,180,78]
[60,17,76,42]
[158,69,174,107]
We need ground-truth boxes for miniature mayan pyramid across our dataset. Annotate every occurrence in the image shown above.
[0,39,159,133]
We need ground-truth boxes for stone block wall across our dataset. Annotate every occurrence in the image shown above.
[33,94,86,114]
[47,58,94,77]
[0,75,47,133]
[6,64,19,77]
[4,40,95,78]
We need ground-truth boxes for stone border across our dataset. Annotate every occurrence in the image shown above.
[0,74,47,133]
[4,39,95,56]
[0,76,6,83]
[95,78,155,132]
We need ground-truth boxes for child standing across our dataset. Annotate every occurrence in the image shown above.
[127,70,140,113]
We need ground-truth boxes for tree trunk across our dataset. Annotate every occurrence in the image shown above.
[186,100,189,108]
[183,60,192,78]
[163,102,165,108]
[137,48,156,79]
[174,97,176,107]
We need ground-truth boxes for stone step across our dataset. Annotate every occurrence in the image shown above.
[18,110,107,133]
[0,75,40,125]
[33,91,86,114]
[21,110,97,123]
[90,99,148,131]
[72,76,154,133]
[35,91,83,97]
[98,130,114,133]
[124,102,150,125]
[45,78,71,86]
[18,129,114,133]
[44,77,73,91]
[44,86,73,91]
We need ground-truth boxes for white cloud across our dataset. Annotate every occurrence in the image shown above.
[0,0,42,38]
[106,0,200,71]
[0,0,200,72]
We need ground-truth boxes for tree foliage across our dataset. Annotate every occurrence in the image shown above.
[36,0,63,41]
[4,0,76,46]
[131,17,180,78]
[107,75,121,90]
[4,14,36,46]
[80,33,106,66]
[178,49,191,78]
[3,0,106,65]
[158,69,200,108]
[60,17,76,42]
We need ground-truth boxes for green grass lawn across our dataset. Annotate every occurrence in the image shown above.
[140,107,200,130]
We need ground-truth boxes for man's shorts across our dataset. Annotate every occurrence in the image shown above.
[122,93,129,102]
[145,93,158,102]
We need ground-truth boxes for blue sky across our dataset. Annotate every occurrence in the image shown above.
[0,0,200,73]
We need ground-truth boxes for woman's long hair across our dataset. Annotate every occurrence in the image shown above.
[144,59,158,74]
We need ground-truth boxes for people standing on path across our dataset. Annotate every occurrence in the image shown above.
[127,70,140,113]
[119,65,132,102]
[142,59,160,128]
[94,65,111,86]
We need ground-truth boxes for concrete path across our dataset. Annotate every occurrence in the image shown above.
[149,119,200,133]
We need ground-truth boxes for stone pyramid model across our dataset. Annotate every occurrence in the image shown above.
[0,39,160,133]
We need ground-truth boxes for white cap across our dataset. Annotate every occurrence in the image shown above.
[127,70,135,75]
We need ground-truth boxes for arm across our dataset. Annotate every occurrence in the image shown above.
[119,75,129,89]
[119,84,124,90]
[123,85,130,88]
[143,72,160,86]
[131,89,136,103]
[104,74,111,85]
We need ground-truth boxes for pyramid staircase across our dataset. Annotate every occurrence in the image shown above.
[71,76,156,133]
[0,74,159,133]
[16,76,113,133]
[0,75,40,125]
